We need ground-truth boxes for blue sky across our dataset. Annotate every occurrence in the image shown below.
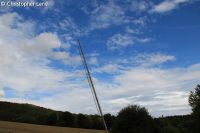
[0,0,200,117]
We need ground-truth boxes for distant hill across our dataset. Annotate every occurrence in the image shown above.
[0,101,105,130]
[0,101,57,124]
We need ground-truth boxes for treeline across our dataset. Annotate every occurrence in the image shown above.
[0,101,114,130]
[0,84,200,133]
[155,115,193,133]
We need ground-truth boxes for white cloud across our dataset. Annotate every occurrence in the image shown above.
[136,91,191,116]
[80,0,151,34]
[89,1,129,30]
[89,56,98,65]
[174,0,190,4]
[136,37,151,43]
[93,63,121,74]
[126,27,141,34]
[153,1,176,13]
[133,53,176,67]
[107,34,134,50]
[107,34,151,50]
[132,17,147,26]
[87,53,199,116]
[130,0,153,12]
[59,17,82,36]
[151,0,190,13]
[87,52,100,66]
[93,53,175,74]
[0,89,4,97]
[0,12,81,92]
[95,63,200,116]
[108,90,190,116]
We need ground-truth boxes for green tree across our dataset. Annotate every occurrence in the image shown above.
[189,85,200,110]
[61,111,75,127]
[104,113,115,130]
[76,114,92,129]
[90,115,104,130]
[112,105,158,133]
[189,84,200,132]
[161,126,180,133]
[46,113,57,125]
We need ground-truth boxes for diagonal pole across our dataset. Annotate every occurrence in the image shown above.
[77,39,109,133]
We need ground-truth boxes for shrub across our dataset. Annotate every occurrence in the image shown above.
[112,105,158,133]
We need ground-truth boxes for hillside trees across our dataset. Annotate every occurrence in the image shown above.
[90,115,104,129]
[46,112,57,125]
[76,113,92,129]
[61,111,75,127]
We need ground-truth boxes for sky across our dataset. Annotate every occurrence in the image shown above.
[0,0,200,117]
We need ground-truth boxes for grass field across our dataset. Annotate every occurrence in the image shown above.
[0,121,105,133]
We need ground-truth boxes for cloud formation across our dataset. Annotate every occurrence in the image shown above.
[89,1,129,30]
[0,90,4,97]
[107,33,151,50]
[94,63,200,116]
[0,0,199,117]
[89,53,199,116]
[0,12,82,92]
[133,53,176,67]
[151,0,191,13]
[129,0,153,13]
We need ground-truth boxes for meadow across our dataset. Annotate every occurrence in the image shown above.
[0,121,105,133]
